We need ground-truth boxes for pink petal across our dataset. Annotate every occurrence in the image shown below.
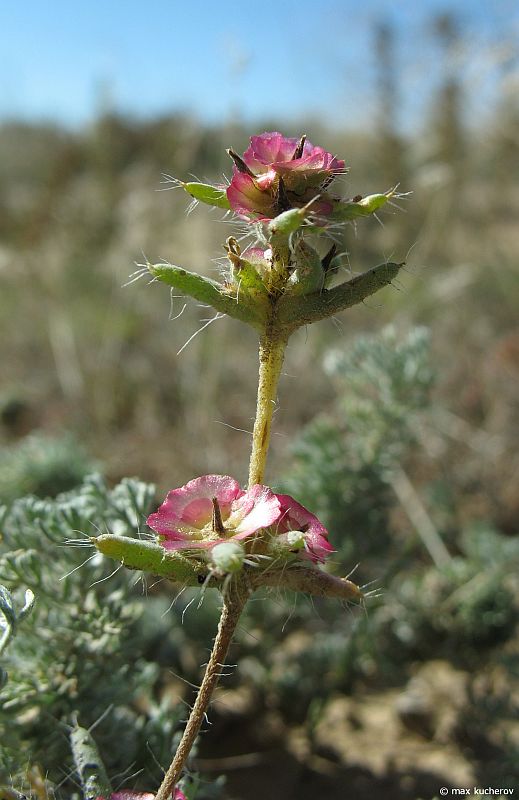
[147,475,243,535]
[244,132,344,175]
[304,531,335,563]
[160,534,215,551]
[226,172,274,218]
[229,484,281,537]
[275,494,334,564]
[241,247,270,264]
[255,168,277,189]
[244,131,292,167]
[277,149,345,174]
[149,476,282,551]
[272,149,327,173]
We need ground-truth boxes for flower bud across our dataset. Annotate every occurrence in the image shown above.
[267,193,321,240]
[210,541,245,574]
[268,207,307,238]
[279,530,306,549]
[267,530,306,563]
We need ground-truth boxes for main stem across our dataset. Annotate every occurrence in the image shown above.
[156,325,287,798]
[248,331,288,487]
[154,582,248,800]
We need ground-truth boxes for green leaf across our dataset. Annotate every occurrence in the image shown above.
[276,261,404,331]
[149,262,268,329]
[93,533,212,586]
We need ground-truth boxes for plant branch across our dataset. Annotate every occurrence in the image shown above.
[258,564,364,601]
[154,581,249,800]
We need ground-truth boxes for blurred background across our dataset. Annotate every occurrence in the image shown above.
[1,1,518,798]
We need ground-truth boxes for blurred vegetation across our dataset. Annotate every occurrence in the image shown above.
[1,10,518,799]
[0,475,224,798]
[0,433,94,504]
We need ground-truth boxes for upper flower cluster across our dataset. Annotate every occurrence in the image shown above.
[227,131,345,221]
[147,474,333,565]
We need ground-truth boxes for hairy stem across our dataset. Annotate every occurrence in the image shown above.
[248,331,288,487]
[155,582,248,800]
[156,314,287,795]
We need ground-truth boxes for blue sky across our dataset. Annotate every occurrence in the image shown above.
[0,0,516,129]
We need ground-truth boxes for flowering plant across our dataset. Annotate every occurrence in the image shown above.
[91,130,406,799]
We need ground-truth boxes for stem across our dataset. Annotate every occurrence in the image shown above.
[248,331,288,487]
[155,582,248,800]
[156,313,286,795]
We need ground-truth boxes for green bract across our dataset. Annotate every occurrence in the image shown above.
[331,190,394,221]
[182,181,231,210]
[148,262,269,329]
[149,258,403,337]
[92,534,211,586]
[286,240,324,296]
[268,207,307,237]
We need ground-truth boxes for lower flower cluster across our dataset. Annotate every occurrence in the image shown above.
[147,474,333,566]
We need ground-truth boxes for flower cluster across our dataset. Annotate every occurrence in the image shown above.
[147,474,333,565]
[226,131,345,221]
[164,131,397,306]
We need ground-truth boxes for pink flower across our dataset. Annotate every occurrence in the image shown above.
[147,475,281,552]
[243,131,345,192]
[273,494,334,564]
[226,171,277,219]
[226,131,345,221]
